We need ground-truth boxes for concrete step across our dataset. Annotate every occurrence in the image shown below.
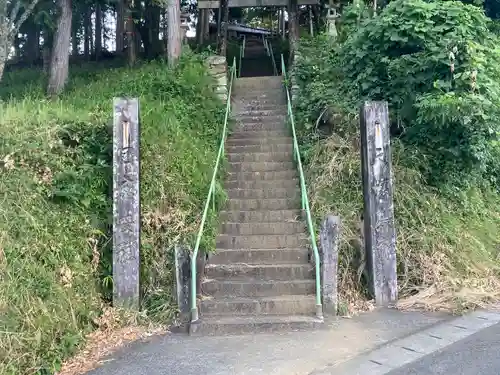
[226,187,299,200]
[234,109,287,117]
[202,279,315,297]
[220,221,306,235]
[232,114,287,124]
[205,263,313,281]
[233,89,285,99]
[209,248,309,264]
[229,130,289,139]
[232,122,288,132]
[235,76,283,87]
[216,233,308,249]
[190,314,323,336]
[219,209,301,222]
[225,178,299,190]
[228,161,295,173]
[227,170,297,182]
[235,97,287,106]
[226,143,293,154]
[199,295,316,316]
[227,151,294,163]
[226,197,299,210]
[227,136,292,146]
[231,106,288,118]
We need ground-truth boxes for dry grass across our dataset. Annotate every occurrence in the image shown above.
[305,113,500,314]
[55,308,166,375]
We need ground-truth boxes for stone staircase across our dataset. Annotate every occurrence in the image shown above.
[191,75,323,335]
[239,37,274,77]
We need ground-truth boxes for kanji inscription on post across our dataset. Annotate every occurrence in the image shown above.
[112,98,140,310]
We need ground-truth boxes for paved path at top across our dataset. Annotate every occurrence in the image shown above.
[87,309,448,375]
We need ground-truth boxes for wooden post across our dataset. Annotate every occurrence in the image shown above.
[113,98,141,310]
[360,101,398,306]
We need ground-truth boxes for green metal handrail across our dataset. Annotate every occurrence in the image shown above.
[280,54,323,319]
[268,39,278,76]
[190,56,237,323]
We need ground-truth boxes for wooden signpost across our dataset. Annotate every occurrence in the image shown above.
[360,101,398,306]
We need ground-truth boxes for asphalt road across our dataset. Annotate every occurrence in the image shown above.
[387,322,500,375]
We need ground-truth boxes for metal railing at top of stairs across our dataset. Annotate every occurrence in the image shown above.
[190,56,237,323]
[238,35,246,77]
[267,39,278,76]
[280,53,323,320]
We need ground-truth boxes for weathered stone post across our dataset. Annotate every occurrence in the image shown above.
[360,101,398,306]
[113,98,141,310]
[206,55,228,102]
[174,245,191,324]
[319,215,341,315]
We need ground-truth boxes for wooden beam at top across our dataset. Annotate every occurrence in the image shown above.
[198,0,318,8]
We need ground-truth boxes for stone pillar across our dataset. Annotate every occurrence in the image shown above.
[320,215,341,315]
[360,101,398,307]
[289,50,300,104]
[174,245,190,323]
[112,98,141,310]
[206,55,228,102]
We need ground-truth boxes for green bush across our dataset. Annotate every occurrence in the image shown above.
[0,52,225,374]
[339,0,500,189]
[293,0,500,311]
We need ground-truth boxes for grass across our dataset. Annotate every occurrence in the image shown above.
[0,50,226,374]
[293,38,500,315]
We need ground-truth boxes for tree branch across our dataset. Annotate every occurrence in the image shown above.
[12,0,40,36]
[9,1,22,25]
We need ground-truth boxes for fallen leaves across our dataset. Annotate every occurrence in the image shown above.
[55,307,167,375]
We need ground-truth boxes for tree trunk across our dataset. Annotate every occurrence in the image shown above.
[95,3,102,59]
[288,0,299,65]
[71,20,79,55]
[150,7,162,57]
[312,5,321,34]
[196,8,204,45]
[167,0,181,65]
[142,0,162,58]
[116,0,125,53]
[47,0,72,96]
[14,35,21,59]
[125,0,136,66]
[84,6,91,59]
[0,38,9,82]
[203,9,210,40]
[41,28,53,73]
[26,25,40,63]
[217,0,228,56]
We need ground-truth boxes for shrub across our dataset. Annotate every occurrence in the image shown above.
[292,0,500,312]
[339,0,500,189]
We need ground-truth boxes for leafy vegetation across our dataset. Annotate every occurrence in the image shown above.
[0,52,225,374]
[293,0,500,312]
